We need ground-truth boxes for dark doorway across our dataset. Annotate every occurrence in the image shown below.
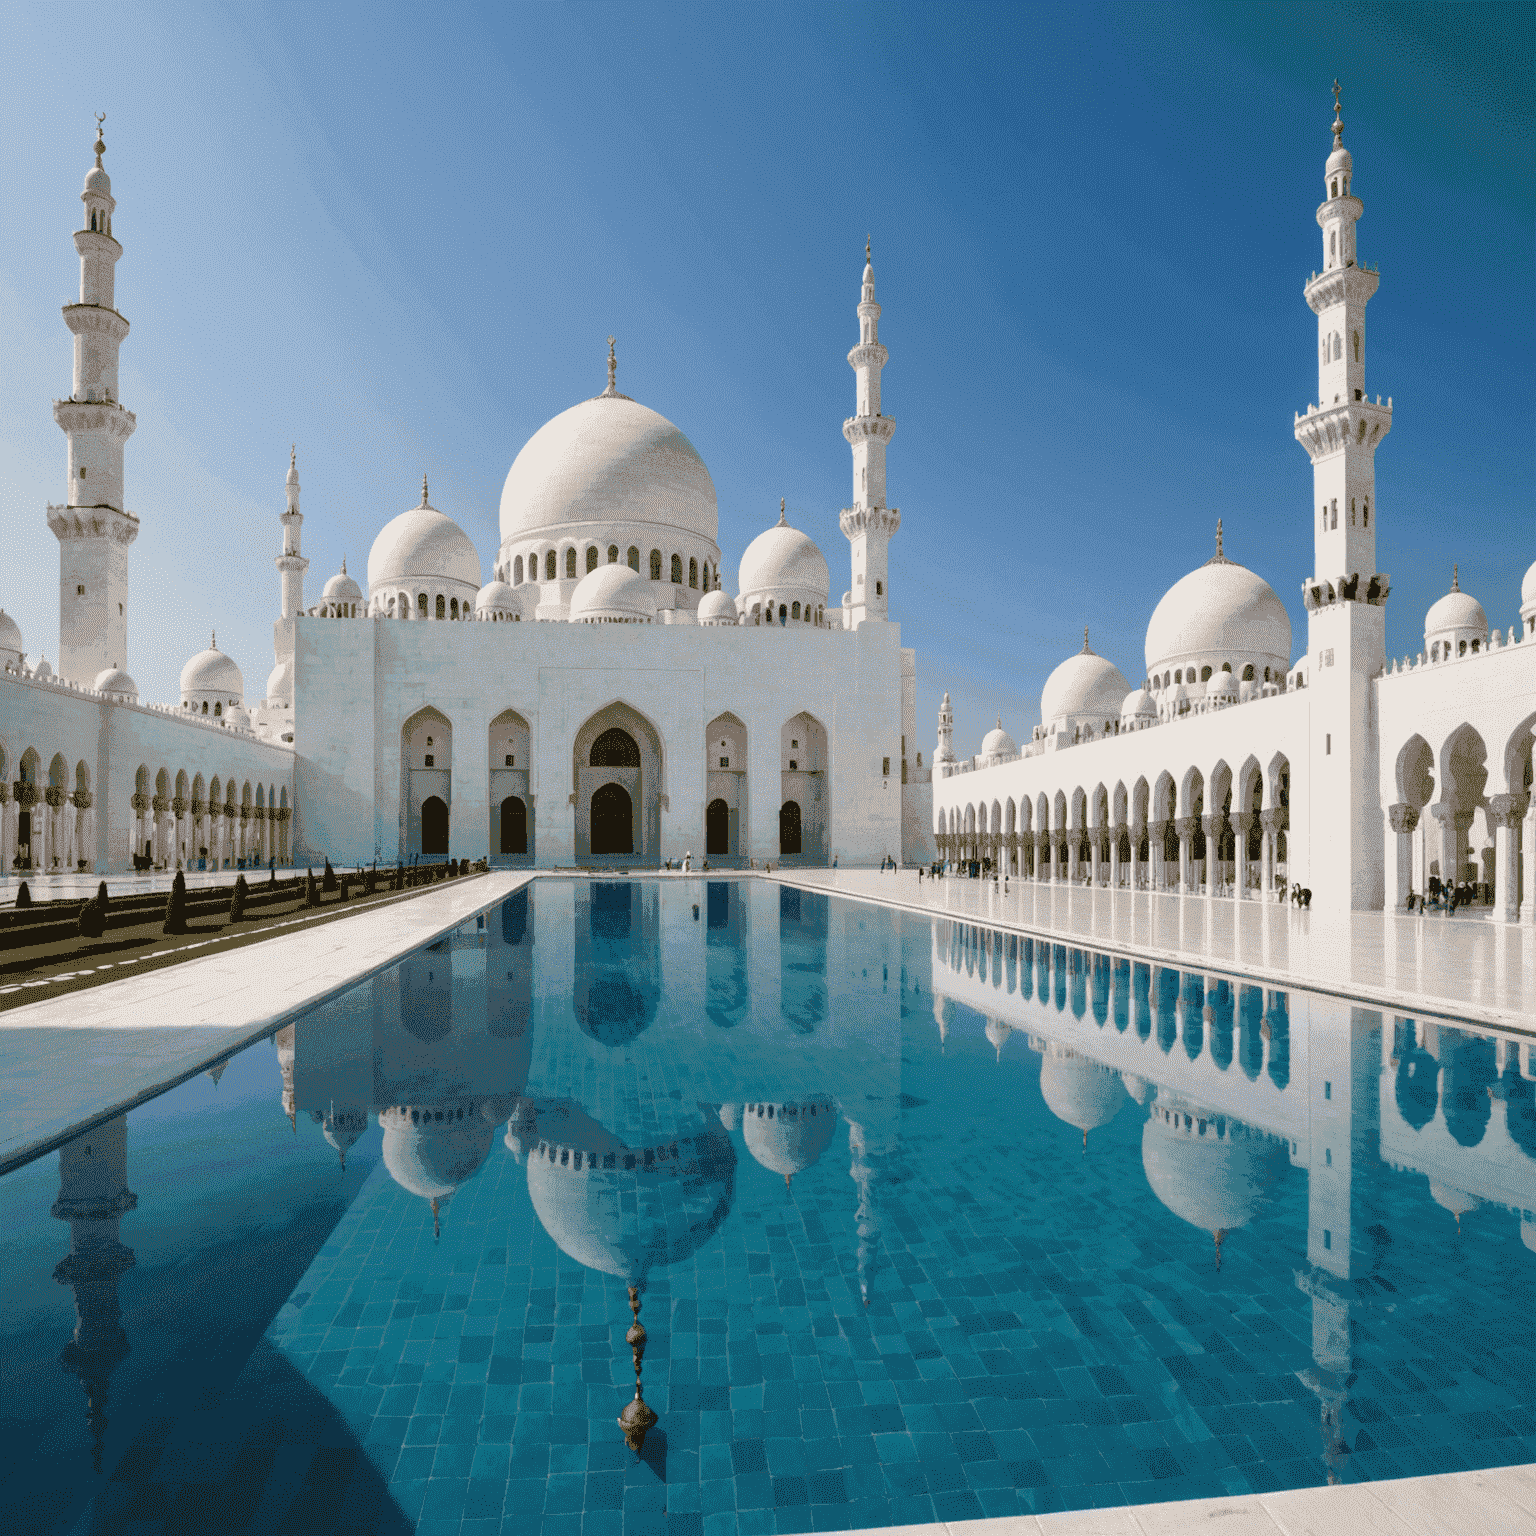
[590,729,640,767]
[421,795,449,855]
[591,782,634,855]
[16,811,31,860]
[706,798,730,855]
[779,800,802,856]
[500,795,527,854]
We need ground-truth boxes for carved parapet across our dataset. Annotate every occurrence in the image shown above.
[60,302,130,344]
[1386,802,1419,835]
[1303,571,1390,611]
[46,501,139,543]
[838,503,901,539]
[846,341,888,371]
[841,413,896,446]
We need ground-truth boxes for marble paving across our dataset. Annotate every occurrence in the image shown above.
[0,870,531,1175]
[780,872,1536,1033]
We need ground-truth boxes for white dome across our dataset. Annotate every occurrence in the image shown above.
[1120,688,1158,721]
[1425,580,1486,640]
[1428,1181,1478,1221]
[500,393,718,544]
[368,484,482,593]
[322,562,364,604]
[33,656,53,680]
[738,514,829,603]
[1209,667,1238,697]
[84,163,111,197]
[741,1099,838,1183]
[1144,541,1291,679]
[1041,641,1132,727]
[0,608,23,658]
[266,658,294,707]
[380,1103,495,1203]
[980,719,1017,759]
[180,638,243,700]
[568,564,658,624]
[1039,1046,1125,1137]
[93,666,137,700]
[1522,559,1536,610]
[475,580,528,619]
[697,590,738,626]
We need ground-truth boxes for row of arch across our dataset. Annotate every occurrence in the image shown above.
[398,702,830,864]
[368,591,476,621]
[495,546,720,592]
[937,753,1293,898]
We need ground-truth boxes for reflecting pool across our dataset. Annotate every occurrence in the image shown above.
[6,878,1536,1536]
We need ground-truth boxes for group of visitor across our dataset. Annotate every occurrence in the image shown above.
[1406,873,1491,914]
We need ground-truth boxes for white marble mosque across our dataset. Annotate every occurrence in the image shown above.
[932,91,1536,916]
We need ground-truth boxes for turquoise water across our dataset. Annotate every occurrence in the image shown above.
[6,878,1536,1535]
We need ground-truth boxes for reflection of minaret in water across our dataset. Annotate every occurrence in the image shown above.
[276,1024,296,1131]
[52,1114,137,1473]
[848,1120,893,1307]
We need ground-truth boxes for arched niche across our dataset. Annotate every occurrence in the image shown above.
[488,708,534,865]
[705,713,747,861]
[572,702,664,864]
[779,712,829,864]
[402,706,453,860]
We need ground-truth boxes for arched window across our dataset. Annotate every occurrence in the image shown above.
[1353,330,1361,362]
[1362,499,1369,528]
[565,549,577,579]
[1174,670,1182,685]
[627,546,639,571]
[513,555,523,584]
[688,558,698,589]
[1331,179,1338,199]
[608,544,619,564]
[791,601,801,620]
[449,597,459,619]
[214,702,222,717]
[875,580,883,596]
[1242,664,1255,681]
[201,701,208,715]
[418,592,428,618]
[670,554,682,584]
[546,551,557,581]
[1350,498,1355,526]
[1329,230,1336,262]
[436,594,446,620]
[1330,501,1337,530]
[1458,640,1467,657]
[649,549,662,580]
[586,546,599,574]
[778,604,787,625]
[1200,666,1212,682]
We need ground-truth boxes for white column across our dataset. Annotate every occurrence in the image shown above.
[1490,796,1527,924]
[1386,803,1418,911]
[1524,802,1536,927]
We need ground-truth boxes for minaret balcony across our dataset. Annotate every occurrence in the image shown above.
[840,505,901,538]
[46,503,140,544]
[61,303,130,343]
[842,415,896,445]
[53,398,137,440]
[1293,396,1391,461]
[72,228,122,261]
[1303,263,1378,314]
[846,341,888,370]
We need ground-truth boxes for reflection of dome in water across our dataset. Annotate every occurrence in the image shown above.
[1428,1181,1478,1229]
[1120,1073,1152,1105]
[742,1099,838,1184]
[1039,1044,1125,1138]
[323,1104,370,1169]
[503,1099,540,1164]
[718,1104,742,1132]
[380,1100,496,1232]
[985,1018,1012,1059]
[1142,1098,1289,1240]
[1522,1220,1536,1253]
[575,969,658,1047]
[526,1111,735,1285]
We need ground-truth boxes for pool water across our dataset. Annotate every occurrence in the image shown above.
[7,878,1536,1536]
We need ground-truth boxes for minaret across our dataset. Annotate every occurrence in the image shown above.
[277,447,309,619]
[934,691,955,766]
[52,1115,137,1472]
[1292,85,1390,912]
[48,116,138,687]
[840,241,899,627]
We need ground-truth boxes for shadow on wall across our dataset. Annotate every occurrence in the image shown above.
[291,756,379,868]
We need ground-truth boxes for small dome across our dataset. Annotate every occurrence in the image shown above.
[84,164,111,197]
[380,1103,495,1203]
[1428,1181,1478,1221]
[1041,639,1131,727]
[980,719,1017,759]
[0,608,24,658]
[475,579,528,619]
[742,1099,838,1182]
[1425,573,1486,641]
[697,589,738,626]
[33,656,54,680]
[322,561,364,605]
[500,393,719,545]
[322,1105,369,1169]
[738,510,830,604]
[93,666,137,700]
[1039,1045,1125,1136]
[1325,144,1352,179]
[569,564,658,624]
[1144,535,1291,680]
[180,636,243,699]
[1209,667,1238,697]
[266,657,294,706]
[368,483,482,593]
[1120,688,1158,721]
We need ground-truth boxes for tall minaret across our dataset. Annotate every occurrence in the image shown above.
[48,116,139,687]
[1294,82,1392,597]
[934,691,955,766]
[1293,85,1390,912]
[840,241,899,627]
[277,447,309,618]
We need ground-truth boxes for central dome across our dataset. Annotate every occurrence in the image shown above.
[500,395,718,544]
[1144,547,1291,681]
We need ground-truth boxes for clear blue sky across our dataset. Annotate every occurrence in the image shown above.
[1,2,1530,752]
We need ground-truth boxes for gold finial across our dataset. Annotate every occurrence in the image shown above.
[93,112,106,166]
[866,234,871,264]
[431,1197,441,1241]
[778,497,787,527]
[341,555,347,574]
[1331,80,1343,146]
[210,629,217,650]
[420,474,429,506]
[604,335,617,396]
[1452,562,1459,592]
[1216,518,1224,559]
[1081,626,1091,654]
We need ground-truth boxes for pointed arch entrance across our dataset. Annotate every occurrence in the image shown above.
[489,708,533,864]
[591,783,634,855]
[572,703,663,863]
[705,712,747,861]
[402,706,453,860]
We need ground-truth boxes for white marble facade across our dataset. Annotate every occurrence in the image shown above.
[931,95,1536,917]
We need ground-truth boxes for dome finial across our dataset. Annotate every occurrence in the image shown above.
[1331,79,1343,147]
[341,555,347,574]
[210,629,217,650]
[1081,626,1091,654]
[420,474,429,507]
[602,335,618,397]
[93,112,105,167]
[1452,562,1459,592]
[866,234,871,265]
[778,497,787,527]
[1216,518,1224,560]
[431,1197,441,1242]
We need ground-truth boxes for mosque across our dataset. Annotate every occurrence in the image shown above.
[0,122,932,876]
[931,92,1536,916]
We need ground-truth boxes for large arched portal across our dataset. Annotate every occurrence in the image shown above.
[488,708,533,864]
[402,707,453,860]
[779,712,829,863]
[591,783,634,855]
[705,713,747,861]
[572,703,663,863]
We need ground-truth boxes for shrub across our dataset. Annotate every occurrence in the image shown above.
[322,858,337,892]
[365,866,377,896]
[229,874,248,922]
[162,871,188,935]
[15,881,31,909]
[304,869,319,908]
[78,882,108,939]
[339,872,350,901]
